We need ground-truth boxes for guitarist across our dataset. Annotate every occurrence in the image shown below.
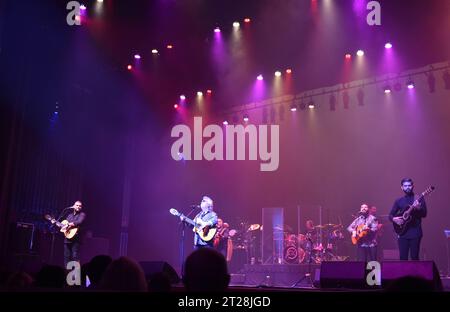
[389,178,427,260]
[347,203,379,261]
[63,201,86,267]
[181,196,217,249]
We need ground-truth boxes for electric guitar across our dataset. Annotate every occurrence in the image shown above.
[44,215,78,239]
[392,185,435,236]
[351,223,370,245]
[169,208,217,242]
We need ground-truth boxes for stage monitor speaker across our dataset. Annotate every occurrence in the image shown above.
[381,261,442,290]
[139,261,180,284]
[10,222,35,254]
[320,261,368,289]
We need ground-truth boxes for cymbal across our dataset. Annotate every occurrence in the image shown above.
[314,223,342,229]
[248,224,260,231]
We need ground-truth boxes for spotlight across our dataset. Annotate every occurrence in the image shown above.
[233,22,240,28]
[127,64,132,70]
[274,71,281,77]
[174,104,179,109]
[257,74,263,81]
[345,53,352,60]
[166,44,173,49]
[243,114,249,122]
[286,68,292,74]
[356,50,364,56]
[407,81,415,89]
[97,0,103,3]
[244,18,251,23]
[383,85,392,94]
[290,104,297,112]
[223,120,228,125]
[206,89,212,94]
[385,42,393,49]
[197,91,203,96]
[151,49,158,54]
[80,4,87,10]
[308,102,315,109]
[214,27,221,33]
[180,95,186,100]
[134,54,141,60]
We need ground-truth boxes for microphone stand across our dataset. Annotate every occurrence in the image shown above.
[179,206,198,278]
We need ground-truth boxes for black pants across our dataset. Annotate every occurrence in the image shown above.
[357,246,377,262]
[64,241,80,267]
[398,236,421,260]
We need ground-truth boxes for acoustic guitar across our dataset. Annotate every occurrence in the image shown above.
[169,208,217,242]
[44,214,78,239]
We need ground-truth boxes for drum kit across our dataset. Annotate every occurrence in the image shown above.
[229,221,348,269]
[284,223,347,264]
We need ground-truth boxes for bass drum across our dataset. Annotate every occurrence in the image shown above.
[284,246,306,264]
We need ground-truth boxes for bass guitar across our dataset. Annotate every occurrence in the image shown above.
[393,185,435,235]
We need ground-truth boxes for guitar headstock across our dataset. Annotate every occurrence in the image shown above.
[169,208,180,216]
[44,214,53,221]
[422,185,435,196]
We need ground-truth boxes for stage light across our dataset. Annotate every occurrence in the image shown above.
[356,50,364,56]
[134,54,141,60]
[127,64,132,70]
[257,74,263,81]
[80,4,87,10]
[274,71,281,77]
[286,69,292,74]
[290,104,297,112]
[407,80,415,89]
[345,53,351,60]
[214,27,221,33]
[151,49,158,54]
[383,85,392,94]
[385,42,393,49]
[174,104,179,109]
[197,91,203,96]
[243,114,249,122]
[244,18,251,23]
[180,95,186,100]
[97,0,103,3]
[166,44,173,49]
[308,101,315,109]
[223,120,228,125]
[206,89,212,94]
[233,22,240,28]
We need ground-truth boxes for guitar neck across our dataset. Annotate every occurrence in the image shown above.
[181,215,196,227]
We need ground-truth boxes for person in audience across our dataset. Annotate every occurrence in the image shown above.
[183,248,230,292]
[99,257,147,292]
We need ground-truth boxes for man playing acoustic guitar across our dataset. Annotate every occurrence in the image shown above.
[180,196,218,249]
[62,200,86,267]
[347,203,379,262]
